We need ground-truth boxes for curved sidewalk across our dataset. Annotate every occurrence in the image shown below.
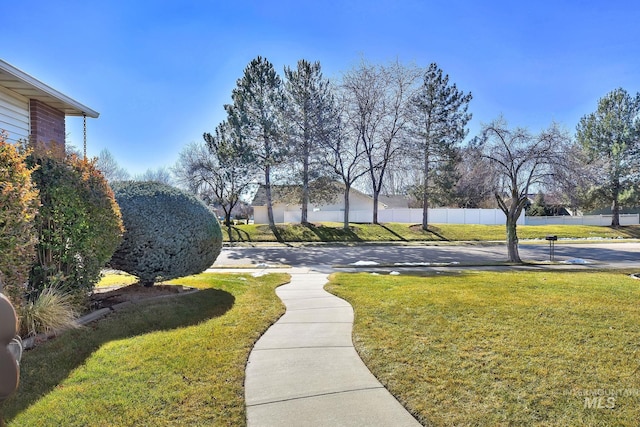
[245,272,421,426]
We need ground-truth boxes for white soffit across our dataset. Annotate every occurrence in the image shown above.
[0,59,99,118]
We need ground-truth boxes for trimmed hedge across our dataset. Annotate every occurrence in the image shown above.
[0,133,39,300]
[28,152,124,297]
[109,181,222,286]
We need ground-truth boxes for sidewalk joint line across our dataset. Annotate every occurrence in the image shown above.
[246,386,385,407]
[252,345,354,351]
[276,321,353,324]
[284,306,351,311]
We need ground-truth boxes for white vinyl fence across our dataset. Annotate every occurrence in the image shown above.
[282,208,522,225]
[524,214,639,226]
[272,208,639,226]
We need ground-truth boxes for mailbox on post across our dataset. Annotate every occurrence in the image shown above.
[545,235,558,261]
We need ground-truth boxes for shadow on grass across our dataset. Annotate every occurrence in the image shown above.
[270,223,286,244]
[305,223,362,242]
[424,225,450,242]
[0,289,234,422]
[612,225,640,239]
[228,226,252,242]
[377,224,408,241]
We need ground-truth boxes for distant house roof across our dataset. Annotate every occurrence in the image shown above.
[251,183,372,207]
[378,195,410,209]
[251,185,300,206]
[0,59,98,118]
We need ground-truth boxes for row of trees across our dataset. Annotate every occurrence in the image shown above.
[97,149,173,184]
[173,57,476,236]
[157,57,637,262]
[172,56,638,259]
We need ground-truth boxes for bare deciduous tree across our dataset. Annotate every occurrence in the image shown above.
[174,120,257,240]
[478,118,570,262]
[454,143,496,208]
[341,59,420,223]
[134,167,173,185]
[322,93,369,229]
[96,149,130,182]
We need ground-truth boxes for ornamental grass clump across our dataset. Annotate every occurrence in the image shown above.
[18,286,79,337]
[109,181,222,286]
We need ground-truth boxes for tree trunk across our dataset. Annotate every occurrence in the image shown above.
[301,145,309,225]
[224,211,234,243]
[141,279,155,288]
[611,188,621,227]
[226,224,233,243]
[264,164,281,241]
[422,189,429,231]
[372,190,379,224]
[506,214,521,263]
[422,143,430,230]
[343,185,350,230]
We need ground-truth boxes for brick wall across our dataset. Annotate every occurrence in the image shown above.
[29,99,65,150]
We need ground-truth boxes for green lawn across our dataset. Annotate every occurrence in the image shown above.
[95,270,138,288]
[326,270,640,426]
[1,273,289,426]
[224,222,640,243]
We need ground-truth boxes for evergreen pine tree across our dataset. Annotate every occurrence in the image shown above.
[409,63,472,230]
[225,56,286,238]
[576,88,640,227]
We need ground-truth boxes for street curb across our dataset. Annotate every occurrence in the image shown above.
[221,238,640,248]
[331,261,605,270]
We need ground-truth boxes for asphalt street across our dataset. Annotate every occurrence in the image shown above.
[214,241,640,271]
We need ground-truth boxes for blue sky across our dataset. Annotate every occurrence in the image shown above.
[2,1,639,175]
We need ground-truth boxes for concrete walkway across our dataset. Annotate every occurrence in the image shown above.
[244,272,421,427]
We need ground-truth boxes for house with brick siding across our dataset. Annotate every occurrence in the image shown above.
[0,59,98,150]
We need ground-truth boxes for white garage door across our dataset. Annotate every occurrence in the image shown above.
[0,86,29,143]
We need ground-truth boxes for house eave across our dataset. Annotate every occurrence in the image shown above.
[0,59,99,118]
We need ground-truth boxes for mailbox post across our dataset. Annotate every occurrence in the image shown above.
[545,235,558,261]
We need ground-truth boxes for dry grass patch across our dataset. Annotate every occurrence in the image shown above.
[326,270,640,426]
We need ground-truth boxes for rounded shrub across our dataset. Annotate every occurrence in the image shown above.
[109,181,222,286]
